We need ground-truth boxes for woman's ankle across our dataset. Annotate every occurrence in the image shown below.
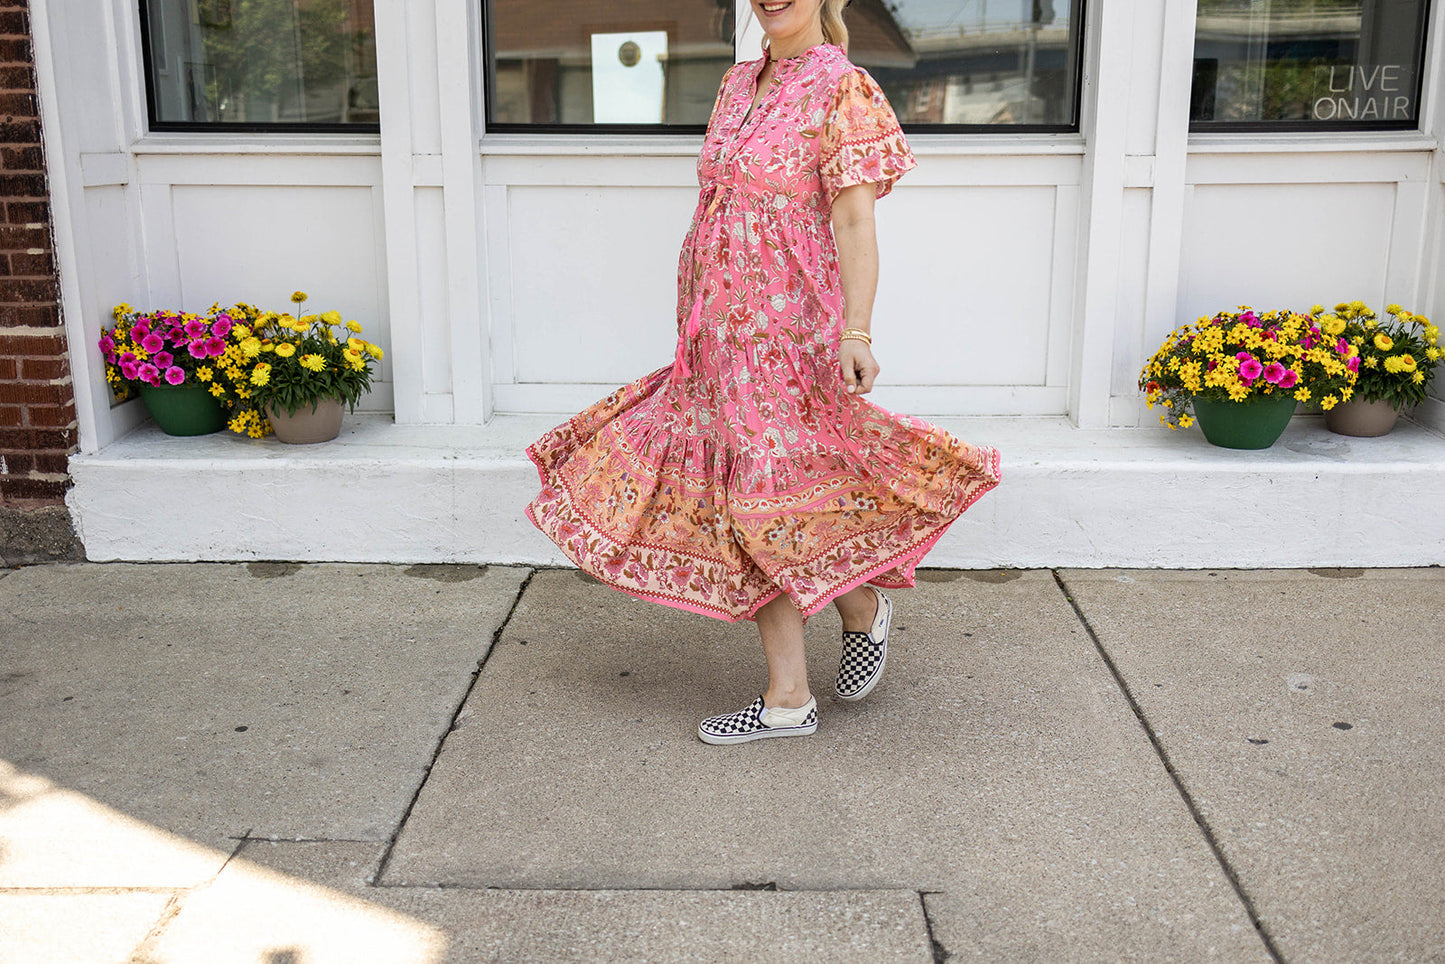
[835,585,878,633]
[763,685,813,709]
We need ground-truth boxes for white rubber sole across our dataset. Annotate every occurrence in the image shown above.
[697,721,817,745]
[836,588,891,702]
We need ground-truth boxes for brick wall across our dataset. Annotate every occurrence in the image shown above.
[0,0,75,509]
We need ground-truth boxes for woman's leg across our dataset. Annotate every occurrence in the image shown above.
[833,584,879,633]
[756,593,812,709]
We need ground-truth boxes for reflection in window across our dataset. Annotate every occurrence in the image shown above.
[847,0,1082,128]
[1191,0,1429,128]
[142,0,379,127]
[487,0,736,127]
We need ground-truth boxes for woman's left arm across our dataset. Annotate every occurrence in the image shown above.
[833,182,881,394]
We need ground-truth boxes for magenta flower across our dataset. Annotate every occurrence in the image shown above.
[184,318,208,338]
[120,360,138,380]
[213,316,233,337]
[1262,362,1286,384]
[152,350,174,369]
[164,366,185,385]
[186,340,207,359]
[1337,337,1350,354]
[1347,355,1361,373]
[1235,351,1253,362]
[141,332,164,353]
[120,350,136,365]
[1240,310,1258,325]
[204,336,226,357]
[1279,369,1299,389]
[1239,357,1264,381]
[137,363,160,385]
[131,323,150,342]
[99,334,114,352]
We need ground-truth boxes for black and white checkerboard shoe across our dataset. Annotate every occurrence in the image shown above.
[697,696,818,745]
[835,587,892,701]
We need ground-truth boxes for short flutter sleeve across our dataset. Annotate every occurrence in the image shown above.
[820,69,917,204]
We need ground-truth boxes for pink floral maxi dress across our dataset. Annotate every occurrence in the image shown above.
[526,44,1002,621]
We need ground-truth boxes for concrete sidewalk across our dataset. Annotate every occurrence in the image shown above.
[0,563,1440,962]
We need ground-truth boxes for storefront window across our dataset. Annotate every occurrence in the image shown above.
[1191,0,1431,130]
[485,0,1084,132]
[141,0,379,130]
[856,0,1083,129]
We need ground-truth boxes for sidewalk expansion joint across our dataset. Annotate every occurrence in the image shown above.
[1051,570,1284,964]
[918,891,950,963]
[370,567,537,886]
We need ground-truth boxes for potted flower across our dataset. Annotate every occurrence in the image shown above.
[99,304,244,435]
[233,291,383,443]
[1313,301,1440,437]
[1140,306,1360,449]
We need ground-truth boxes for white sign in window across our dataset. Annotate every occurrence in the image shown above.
[591,31,669,124]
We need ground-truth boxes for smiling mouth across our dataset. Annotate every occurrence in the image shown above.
[760,2,792,13]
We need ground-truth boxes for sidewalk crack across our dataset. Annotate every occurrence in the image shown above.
[918,891,950,963]
[1051,570,1284,963]
[371,568,536,885]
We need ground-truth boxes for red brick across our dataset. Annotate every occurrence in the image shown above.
[0,92,34,117]
[31,451,70,474]
[0,11,28,35]
[0,331,66,355]
[0,426,76,450]
[0,380,65,404]
[1,145,42,170]
[0,477,70,501]
[19,356,64,379]
[0,304,57,327]
[0,357,12,379]
[0,450,34,473]
[6,249,50,275]
[0,170,46,197]
[0,404,18,426]
[0,37,31,62]
[26,403,76,428]
[0,66,32,88]
[4,200,46,223]
[0,223,47,246]
[0,277,53,301]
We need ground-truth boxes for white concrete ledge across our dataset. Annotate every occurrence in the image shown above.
[67,414,1445,568]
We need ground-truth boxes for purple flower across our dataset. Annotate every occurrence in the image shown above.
[1239,357,1264,381]
[141,333,164,353]
[204,336,226,357]
[152,350,174,369]
[120,360,139,380]
[120,351,136,365]
[99,334,114,352]
[164,366,185,385]
[131,323,150,342]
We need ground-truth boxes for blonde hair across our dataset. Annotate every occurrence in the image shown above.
[821,0,849,51]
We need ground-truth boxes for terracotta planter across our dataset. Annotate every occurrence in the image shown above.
[136,382,227,436]
[265,397,345,444]
[1190,394,1297,450]
[1324,398,1400,437]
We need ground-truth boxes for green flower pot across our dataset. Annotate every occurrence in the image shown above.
[1191,394,1297,450]
[136,382,227,436]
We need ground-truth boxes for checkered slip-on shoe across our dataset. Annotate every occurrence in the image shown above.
[835,587,892,701]
[697,696,818,745]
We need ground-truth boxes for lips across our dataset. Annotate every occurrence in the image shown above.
[759,1,792,13]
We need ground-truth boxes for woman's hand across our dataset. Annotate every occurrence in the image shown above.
[841,339,880,394]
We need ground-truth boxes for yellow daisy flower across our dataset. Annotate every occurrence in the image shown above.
[275,343,297,358]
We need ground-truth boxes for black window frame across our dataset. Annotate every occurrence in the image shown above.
[481,0,1087,136]
[1188,0,1433,134]
[137,1,381,135]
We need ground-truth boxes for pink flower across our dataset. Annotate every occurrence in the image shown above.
[137,363,160,385]
[152,350,174,369]
[1347,355,1361,373]
[1278,369,1299,389]
[131,323,150,342]
[204,336,226,357]
[1337,337,1350,354]
[1240,310,1258,325]
[164,366,185,385]
[184,318,208,338]
[120,360,138,380]
[1235,351,1253,363]
[141,332,164,353]
[120,351,137,365]
[1262,362,1286,384]
[213,316,233,337]
[1239,357,1264,381]
[99,334,114,352]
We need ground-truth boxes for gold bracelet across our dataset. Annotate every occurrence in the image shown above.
[840,327,872,345]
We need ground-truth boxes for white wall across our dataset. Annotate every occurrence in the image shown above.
[32,0,1445,452]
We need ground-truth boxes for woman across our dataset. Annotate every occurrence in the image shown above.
[527,0,1002,745]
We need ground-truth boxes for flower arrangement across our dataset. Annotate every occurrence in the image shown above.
[225,291,383,436]
[1315,301,1440,410]
[1140,306,1360,430]
[99,304,246,404]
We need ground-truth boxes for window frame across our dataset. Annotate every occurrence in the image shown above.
[480,0,1087,136]
[1187,0,1433,134]
[136,0,382,135]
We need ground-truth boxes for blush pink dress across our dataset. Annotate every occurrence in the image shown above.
[526,43,1002,621]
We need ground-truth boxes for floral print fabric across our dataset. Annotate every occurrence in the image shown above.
[527,43,1001,621]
